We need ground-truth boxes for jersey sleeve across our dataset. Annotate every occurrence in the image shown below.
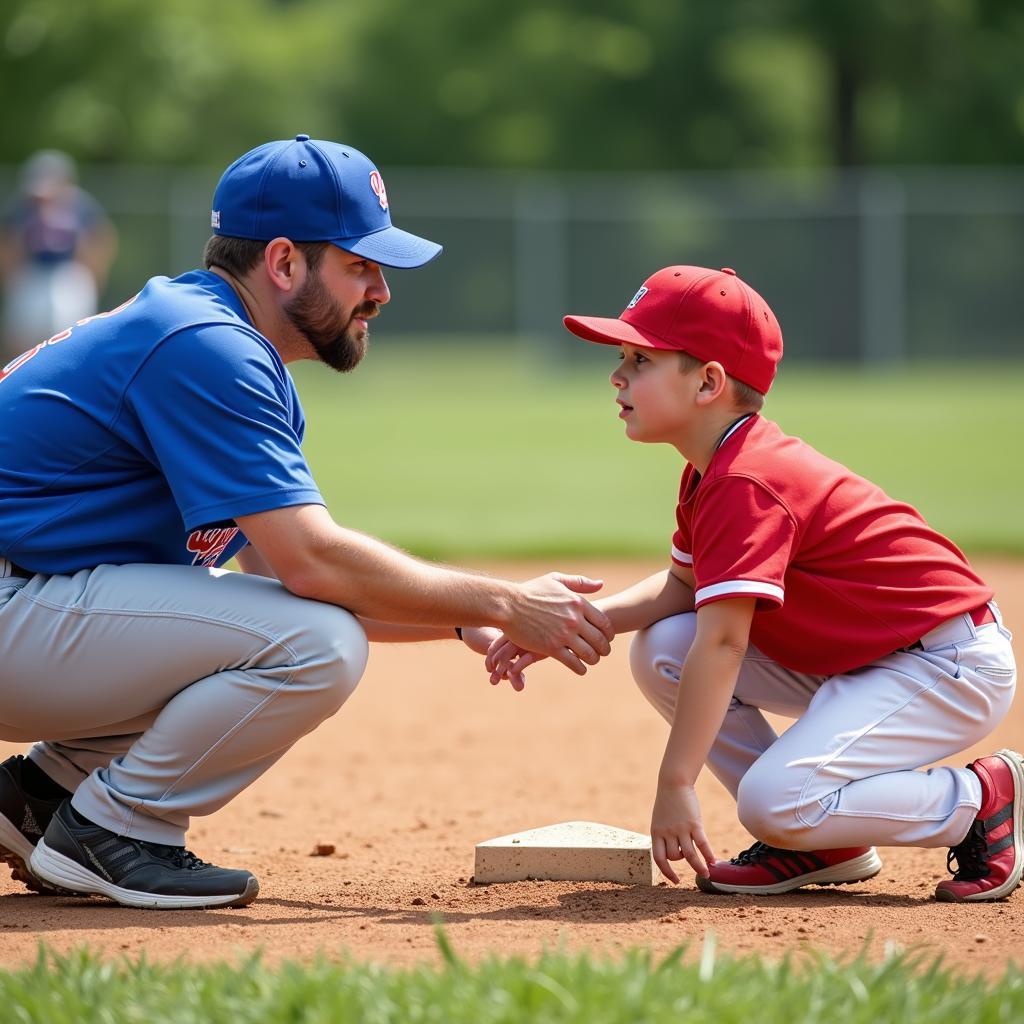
[124,324,324,529]
[690,476,796,610]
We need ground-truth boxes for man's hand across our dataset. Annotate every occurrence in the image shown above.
[650,780,715,884]
[504,573,613,675]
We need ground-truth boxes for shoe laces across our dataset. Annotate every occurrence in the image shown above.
[946,819,990,881]
[146,842,209,871]
[733,841,787,865]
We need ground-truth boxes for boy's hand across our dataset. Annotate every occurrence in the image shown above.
[484,635,545,691]
[650,781,715,884]
[485,635,546,690]
[459,626,502,656]
[460,628,532,690]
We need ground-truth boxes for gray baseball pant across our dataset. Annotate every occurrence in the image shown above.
[630,605,1016,850]
[0,563,368,845]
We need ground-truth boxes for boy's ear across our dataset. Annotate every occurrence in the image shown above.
[695,360,728,403]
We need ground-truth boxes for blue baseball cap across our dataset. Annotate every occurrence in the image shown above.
[210,135,442,269]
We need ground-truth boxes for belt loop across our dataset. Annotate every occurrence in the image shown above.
[966,610,979,642]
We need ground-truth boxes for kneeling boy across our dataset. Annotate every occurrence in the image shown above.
[489,265,1020,902]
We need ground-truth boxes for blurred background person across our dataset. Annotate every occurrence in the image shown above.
[0,150,117,363]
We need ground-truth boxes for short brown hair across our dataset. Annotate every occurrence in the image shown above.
[677,351,765,412]
[202,236,330,278]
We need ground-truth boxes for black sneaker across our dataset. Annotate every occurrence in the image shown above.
[0,754,67,894]
[30,801,259,909]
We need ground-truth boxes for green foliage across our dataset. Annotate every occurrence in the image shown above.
[2,0,1023,169]
[295,345,1024,559]
[1,936,1022,1023]
[0,0,363,166]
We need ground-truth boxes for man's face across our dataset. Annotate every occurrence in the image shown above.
[284,248,390,373]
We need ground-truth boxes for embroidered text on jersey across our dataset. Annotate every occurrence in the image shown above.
[186,527,240,568]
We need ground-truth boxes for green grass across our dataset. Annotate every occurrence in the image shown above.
[2,933,1021,1023]
[295,344,1024,559]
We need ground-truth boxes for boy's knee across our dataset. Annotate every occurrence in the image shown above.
[629,614,697,723]
[629,613,696,692]
[735,763,807,849]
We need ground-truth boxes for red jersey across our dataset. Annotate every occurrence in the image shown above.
[670,416,992,675]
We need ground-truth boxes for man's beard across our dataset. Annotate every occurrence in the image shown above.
[283,270,376,374]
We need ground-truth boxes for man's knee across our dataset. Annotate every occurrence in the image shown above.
[629,613,696,707]
[295,602,369,714]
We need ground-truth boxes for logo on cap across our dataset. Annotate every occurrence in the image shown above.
[211,210,221,229]
[369,171,388,211]
[626,286,648,309]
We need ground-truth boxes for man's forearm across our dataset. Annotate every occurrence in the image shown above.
[291,526,516,627]
[237,505,612,675]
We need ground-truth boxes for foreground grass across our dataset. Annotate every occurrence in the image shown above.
[1,934,1022,1023]
[295,345,1024,558]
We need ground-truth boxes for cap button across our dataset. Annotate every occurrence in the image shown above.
[295,133,310,142]
[720,267,736,276]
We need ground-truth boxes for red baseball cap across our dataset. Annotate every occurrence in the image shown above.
[563,266,783,395]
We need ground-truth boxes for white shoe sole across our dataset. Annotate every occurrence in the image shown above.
[0,811,33,865]
[938,749,1024,903]
[0,811,58,894]
[698,848,883,895]
[30,838,259,909]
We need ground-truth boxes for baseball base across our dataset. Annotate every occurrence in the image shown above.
[474,821,657,885]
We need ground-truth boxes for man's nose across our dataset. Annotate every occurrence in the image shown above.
[368,266,390,305]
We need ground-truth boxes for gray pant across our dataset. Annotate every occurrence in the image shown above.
[0,564,367,845]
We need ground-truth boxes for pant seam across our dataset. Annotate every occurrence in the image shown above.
[817,798,977,822]
[16,590,299,654]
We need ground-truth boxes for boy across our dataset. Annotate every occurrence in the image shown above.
[487,265,1020,902]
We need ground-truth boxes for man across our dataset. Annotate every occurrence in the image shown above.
[0,135,613,910]
[0,150,118,362]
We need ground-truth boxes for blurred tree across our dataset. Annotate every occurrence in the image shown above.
[750,0,1024,166]
[1,0,1022,170]
[0,0,364,165]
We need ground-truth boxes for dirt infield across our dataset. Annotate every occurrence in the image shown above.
[2,559,1023,974]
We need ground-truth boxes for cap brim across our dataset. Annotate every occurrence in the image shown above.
[335,225,442,269]
[562,315,670,349]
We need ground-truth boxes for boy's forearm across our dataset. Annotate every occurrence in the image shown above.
[596,570,694,635]
[658,638,746,787]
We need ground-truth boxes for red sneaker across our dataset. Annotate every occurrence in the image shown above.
[935,749,1024,903]
[696,842,882,895]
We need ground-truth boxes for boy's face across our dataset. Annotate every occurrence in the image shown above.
[609,344,696,444]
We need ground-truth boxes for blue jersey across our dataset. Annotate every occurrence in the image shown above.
[0,270,323,573]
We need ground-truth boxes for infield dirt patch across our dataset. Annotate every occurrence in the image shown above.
[2,559,1023,974]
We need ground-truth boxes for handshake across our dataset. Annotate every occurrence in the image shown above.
[458,571,616,690]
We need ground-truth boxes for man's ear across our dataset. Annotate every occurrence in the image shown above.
[696,360,728,403]
[263,237,302,294]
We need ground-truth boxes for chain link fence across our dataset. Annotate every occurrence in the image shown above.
[3,164,1023,364]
